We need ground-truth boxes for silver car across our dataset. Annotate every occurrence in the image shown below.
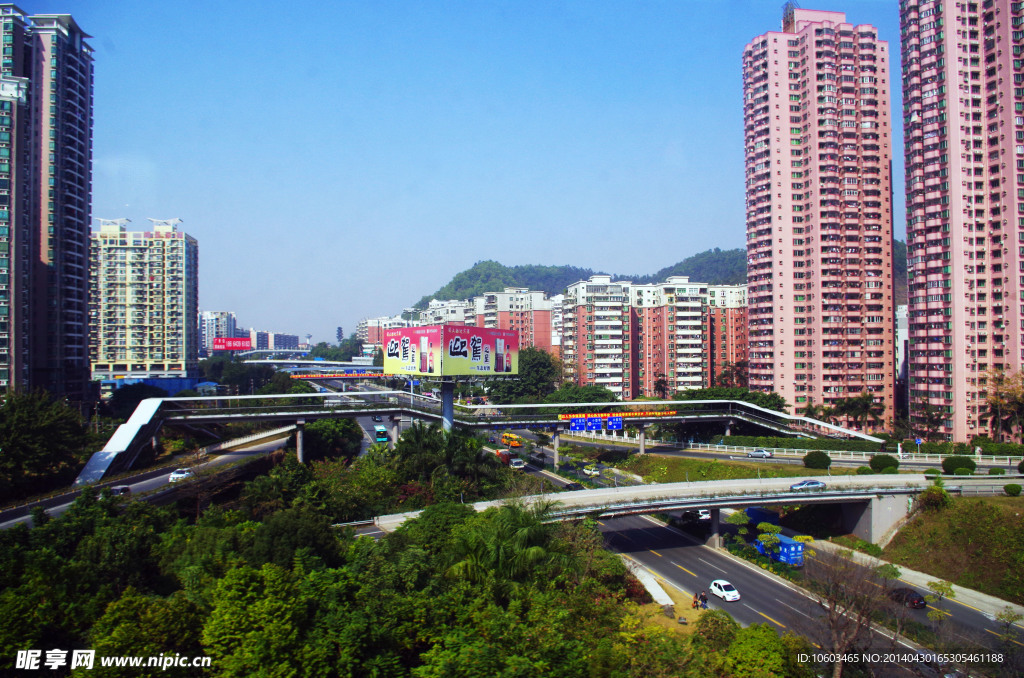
[747,448,773,458]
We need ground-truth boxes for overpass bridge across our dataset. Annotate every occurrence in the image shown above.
[374,474,932,544]
[74,390,881,486]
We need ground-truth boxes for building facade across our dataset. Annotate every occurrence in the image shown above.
[562,276,633,399]
[632,277,706,397]
[0,6,92,400]
[472,288,555,353]
[744,6,896,427]
[89,219,199,380]
[901,0,1024,440]
[199,310,237,356]
[704,284,749,387]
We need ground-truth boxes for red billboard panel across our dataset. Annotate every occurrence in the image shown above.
[213,337,252,351]
[382,325,518,377]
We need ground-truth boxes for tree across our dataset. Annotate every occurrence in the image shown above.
[913,398,949,442]
[487,346,561,404]
[653,374,669,399]
[0,391,89,496]
[716,360,749,388]
[304,418,363,462]
[832,391,884,431]
[105,383,170,420]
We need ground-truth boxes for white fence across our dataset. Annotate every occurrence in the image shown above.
[692,442,1023,467]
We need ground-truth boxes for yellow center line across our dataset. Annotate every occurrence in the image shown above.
[926,605,951,617]
[985,629,1024,647]
[675,563,697,577]
[757,610,786,629]
[596,520,604,526]
[649,550,663,557]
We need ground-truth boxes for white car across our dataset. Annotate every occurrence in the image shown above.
[509,458,526,470]
[168,468,196,483]
[709,579,740,602]
[582,465,601,477]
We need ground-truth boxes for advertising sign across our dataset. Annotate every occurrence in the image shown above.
[382,325,519,377]
[557,410,678,421]
[212,337,252,351]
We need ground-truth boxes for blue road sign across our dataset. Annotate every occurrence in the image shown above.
[569,419,586,431]
[586,417,603,431]
[915,438,923,445]
[607,416,623,431]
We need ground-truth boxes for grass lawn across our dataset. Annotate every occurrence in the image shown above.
[883,495,1024,605]
[618,453,855,484]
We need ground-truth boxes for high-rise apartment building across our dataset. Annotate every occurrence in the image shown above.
[472,288,555,353]
[0,6,92,400]
[562,276,633,399]
[419,298,474,326]
[704,285,749,387]
[633,277,706,396]
[89,219,199,380]
[901,0,1024,441]
[199,310,237,356]
[744,6,896,427]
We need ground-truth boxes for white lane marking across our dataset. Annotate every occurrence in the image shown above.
[699,557,727,573]
[776,598,812,619]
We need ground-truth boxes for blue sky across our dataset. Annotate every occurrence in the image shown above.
[23,0,903,343]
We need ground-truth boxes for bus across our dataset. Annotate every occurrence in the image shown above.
[501,432,523,448]
[374,425,389,443]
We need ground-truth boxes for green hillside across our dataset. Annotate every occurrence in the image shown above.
[415,242,907,308]
[414,248,746,308]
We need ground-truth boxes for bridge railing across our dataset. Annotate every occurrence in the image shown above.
[691,443,1024,467]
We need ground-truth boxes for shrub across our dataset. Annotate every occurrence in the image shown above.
[855,466,873,475]
[803,450,831,469]
[880,466,898,474]
[917,485,950,512]
[989,468,1007,476]
[1005,484,1022,497]
[923,468,940,477]
[1018,459,1024,474]
[942,456,976,475]
[954,467,973,476]
[870,453,899,472]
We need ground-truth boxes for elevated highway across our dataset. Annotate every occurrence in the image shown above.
[374,473,932,543]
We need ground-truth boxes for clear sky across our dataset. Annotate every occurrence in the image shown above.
[22,0,903,343]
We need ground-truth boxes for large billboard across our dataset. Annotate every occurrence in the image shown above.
[212,337,252,351]
[383,325,518,377]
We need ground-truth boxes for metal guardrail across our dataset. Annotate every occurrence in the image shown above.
[691,443,1024,466]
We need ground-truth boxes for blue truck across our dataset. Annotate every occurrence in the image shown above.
[745,506,780,526]
[753,533,805,567]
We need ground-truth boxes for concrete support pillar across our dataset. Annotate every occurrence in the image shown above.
[706,507,722,548]
[638,425,646,455]
[725,419,733,437]
[552,430,560,468]
[441,381,455,432]
[296,419,305,464]
[390,418,399,450]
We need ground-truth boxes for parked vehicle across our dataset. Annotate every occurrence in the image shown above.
[747,448,773,458]
[753,534,805,567]
[168,468,195,483]
[745,506,780,526]
[790,479,826,491]
[888,587,927,609]
[709,580,740,602]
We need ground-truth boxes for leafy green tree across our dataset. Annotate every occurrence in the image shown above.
[869,453,899,472]
[304,417,363,462]
[201,564,310,677]
[0,391,90,496]
[691,609,738,652]
[725,623,789,678]
[488,346,561,404]
[89,589,205,677]
[715,360,749,389]
[105,383,170,420]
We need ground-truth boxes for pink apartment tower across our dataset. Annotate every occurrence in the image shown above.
[743,6,896,429]
[902,0,1024,441]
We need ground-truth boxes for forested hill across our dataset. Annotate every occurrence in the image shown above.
[414,248,747,308]
[415,242,908,308]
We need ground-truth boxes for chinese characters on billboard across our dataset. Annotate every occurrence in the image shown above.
[382,326,518,377]
[212,337,252,351]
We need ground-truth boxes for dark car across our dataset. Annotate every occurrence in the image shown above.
[564,482,585,491]
[888,587,927,609]
[371,415,383,422]
[108,485,131,497]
